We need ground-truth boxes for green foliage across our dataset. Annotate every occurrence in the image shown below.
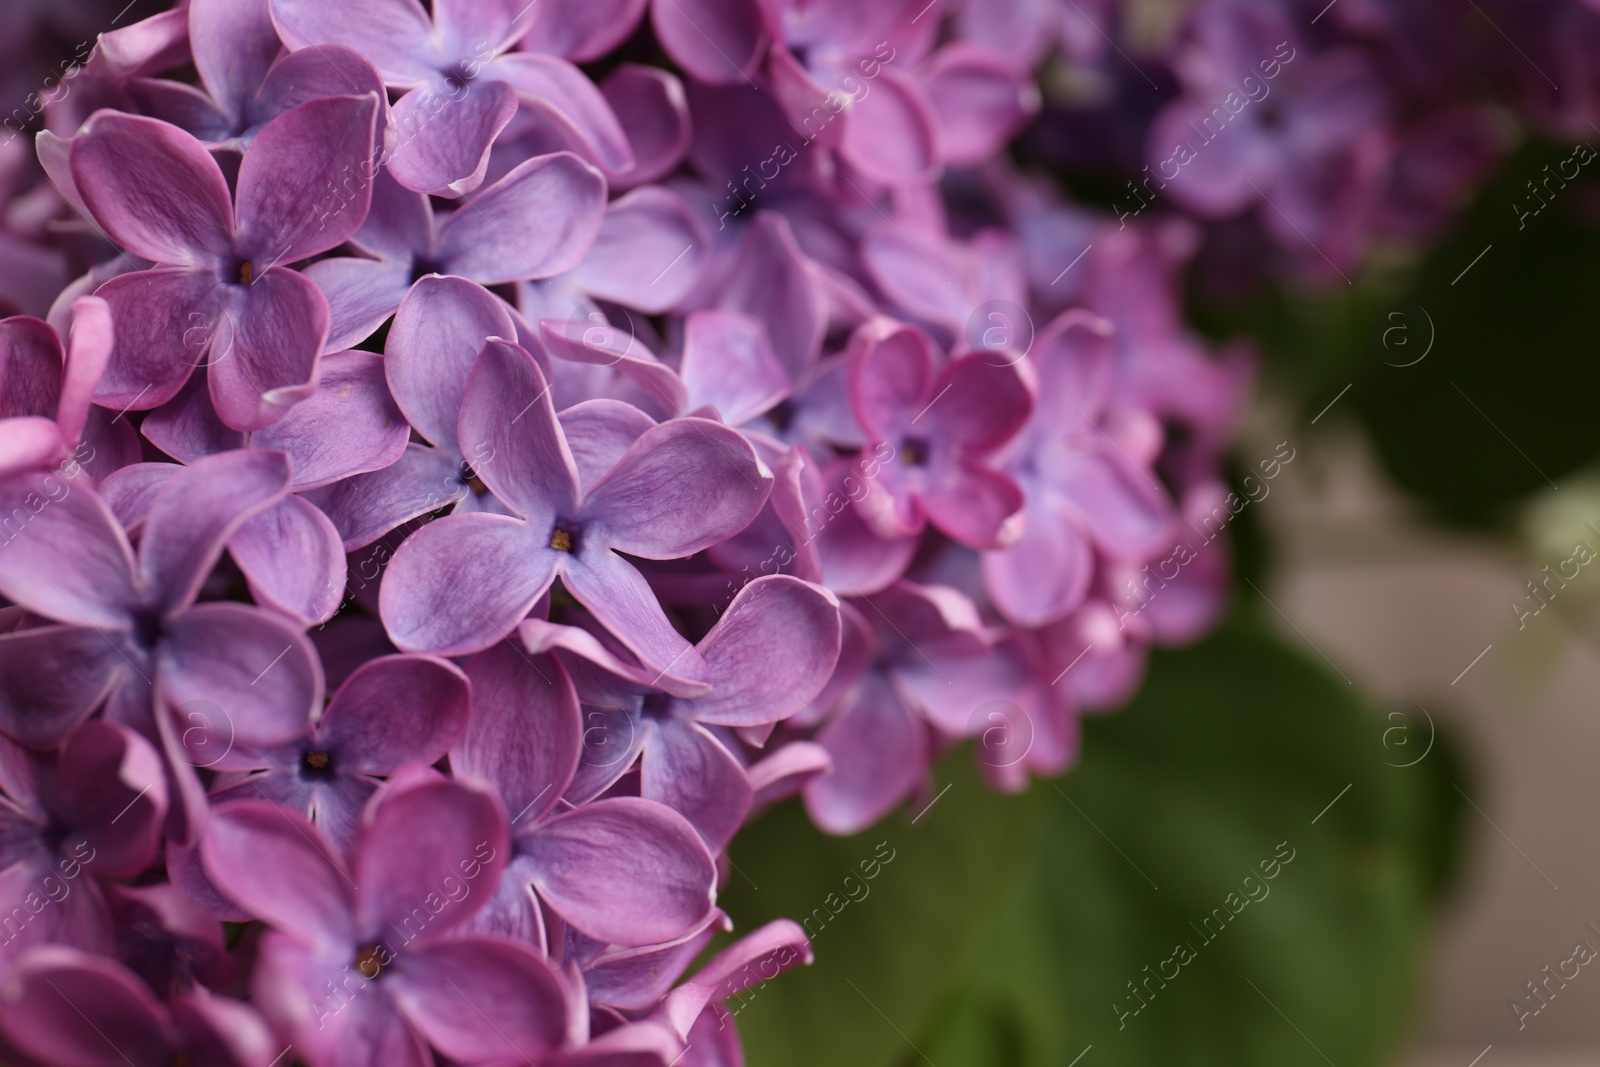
[723,615,1465,1066]
[1193,139,1600,529]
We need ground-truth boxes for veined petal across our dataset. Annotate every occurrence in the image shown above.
[0,470,137,627]
[230,496,348,626]
[159,603,322,751]
[437,152,607,284]
[491,55,635,175]
[681,575,840,728]
[269,0,439,84]
[389,937,568,1062]
[378,512,556,655]
[527,797,715,945]
[454,643,580,827]
[70,111,234,267]
[235,94,382,264]
[208,268,327,432]
[386,79,520,198]
[140,448,292,613]
[579,417,771,558]
[386,276,516,454]
[322,654,470,774]
[353,771,508,935]
[202,801,358,947]
[457,339,581,521]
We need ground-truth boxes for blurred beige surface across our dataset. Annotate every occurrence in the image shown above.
[1247,414,1600,1066]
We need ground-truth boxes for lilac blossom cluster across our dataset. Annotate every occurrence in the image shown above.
[1009,0,1600,287]
[0,0,1265,1064]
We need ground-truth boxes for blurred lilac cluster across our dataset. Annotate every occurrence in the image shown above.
[1019,0,1600,287]
[0,0,1364,1064]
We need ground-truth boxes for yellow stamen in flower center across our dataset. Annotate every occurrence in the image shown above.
[305,751,330,770]
[238,260,254,285]
[900,437,929,466]
[550,528,573,552]
[354,944,386,979]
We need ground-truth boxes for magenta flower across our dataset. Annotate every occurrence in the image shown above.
[270,0,632,195]
[379,338,771,677]
[209,654,470,852]
[202,768,571,1067]
[0,947,276,1067]
[69,95,379,429]
[538,574,842,847]
[450,643,719,946]
[306,275,522,549]
[0,298,120,479]
[983,310,1175,627]
[805,582,1069,831]
[306,157,605,351]
[847,317,1034,550]
[0,450,321,843]
[0,720,167,955]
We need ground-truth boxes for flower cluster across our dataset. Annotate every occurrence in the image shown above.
[1014,0,1600,288]
[0,0,1267,1064]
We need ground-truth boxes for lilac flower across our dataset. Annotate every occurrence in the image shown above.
[983,310,1175,627]
[805,583,1070,831]
[69,95,379,429]
[202,768,571,1067]
[0,946,276,1067]
[1147,1,1390,274]
[0,297,122,480]
[0,450,321,842]
[305,275,522,549]
[650,918,813,1059]
[378,338,771,677]
[270,0,633,195]
[306,158,605,352]
[535,574,841,847]
[210,654,470,852]
[117,349,409,624]
[847,317,1034,550]
[144,0,388,150]
[450,643,719,946]
[0,720,167,955]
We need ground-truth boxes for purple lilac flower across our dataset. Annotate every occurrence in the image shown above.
[0,720,166,955]
[0,946,276,1067]
[68,95,379,429]
[270,0,633,195]
[450,643,719,945]
[982,309,1175,627]
[378,338,771,675]
[532,573,842,847]
[847,317,1034,550]
[0,450,320,842]
[202,768,570,1067]
[306,156,604,351]
[209,653,470,852]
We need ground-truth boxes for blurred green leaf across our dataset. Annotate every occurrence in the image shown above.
[1194,138,1600,529]
[724,614,1464,1066]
